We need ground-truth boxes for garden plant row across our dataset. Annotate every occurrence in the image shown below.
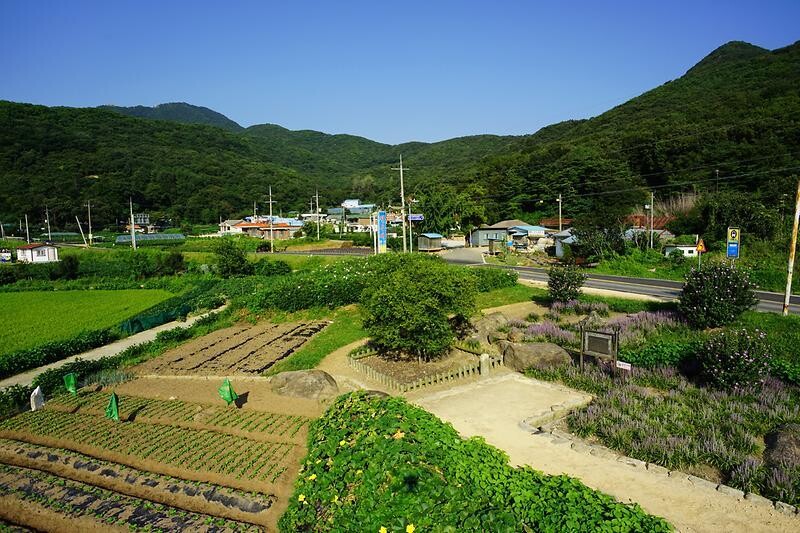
[0,409,298,491]
[47,391,309,442]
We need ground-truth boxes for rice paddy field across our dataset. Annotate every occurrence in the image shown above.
[0,289,173,353]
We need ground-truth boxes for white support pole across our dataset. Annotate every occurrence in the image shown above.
[650,191,655,249]
[268,185,275,253]
[784,179,800,316]
[87,200,93,246]
[392,155,408,252]
[75,215,87,246]
[557,194,563,233]
[25,214,30,243]
[129,198,137,250]
[315,189,321,241]
[45,205,52,241]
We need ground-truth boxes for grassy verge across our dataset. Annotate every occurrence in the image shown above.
[264,307,366,376]
[0,289,173,353]
[475,284,545,308]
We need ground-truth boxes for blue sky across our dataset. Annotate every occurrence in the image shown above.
[1,0,798,144]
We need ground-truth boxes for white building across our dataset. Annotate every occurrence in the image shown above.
[218,219,244,235]
[664,244,698,258]
[16,243,59,263]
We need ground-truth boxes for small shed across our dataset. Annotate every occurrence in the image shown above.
[664,244,697,258]
[418,233,443,252]
[16,243,59,263]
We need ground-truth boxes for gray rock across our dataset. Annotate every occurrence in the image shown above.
[500,341,570,372]
[716,484,744,499]
[775,501,797,514]
[268,370,339,400]
[471,312,508,345]
[507,329,524,343]
[744,492,773,507]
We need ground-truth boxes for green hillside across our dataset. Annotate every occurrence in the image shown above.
[101,102,243,132]
[0,40,798,229]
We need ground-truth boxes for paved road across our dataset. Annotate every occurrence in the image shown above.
[439,248,800,315]
[277,247,372,256]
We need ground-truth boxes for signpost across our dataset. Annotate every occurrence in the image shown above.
[726,227,740,260]
[579,322,626,374]
[696,238,707,267]
[377,211,387,254]
[408,214,424,222]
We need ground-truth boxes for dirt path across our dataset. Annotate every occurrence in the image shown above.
[0,306,226,389]
[412,374,798,532]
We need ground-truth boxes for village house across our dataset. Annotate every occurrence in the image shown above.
[16,243,59,263]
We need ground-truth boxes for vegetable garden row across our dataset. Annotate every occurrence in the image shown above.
[47,391,309,442]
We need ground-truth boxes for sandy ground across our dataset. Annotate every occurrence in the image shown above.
[115,375,325,418]
[412,373,799,533]
[0,305,227,389]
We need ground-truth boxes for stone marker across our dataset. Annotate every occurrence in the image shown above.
[269,370,339,400]
[500,341,570,371]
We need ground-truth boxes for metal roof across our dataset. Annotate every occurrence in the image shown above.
[420,233,443,238]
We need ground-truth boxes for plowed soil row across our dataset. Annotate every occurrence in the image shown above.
[0,438,275,527]
[0,463,258,532]
[0,410,301,494]
[47,391,309,444]
[138,320,328,376]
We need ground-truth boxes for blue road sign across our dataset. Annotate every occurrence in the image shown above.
[378,211,387,253]
[727,242,740,258]
[408,214,424,221]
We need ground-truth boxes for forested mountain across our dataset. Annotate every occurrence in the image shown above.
[101,102,244,132]
[0,40,798,229]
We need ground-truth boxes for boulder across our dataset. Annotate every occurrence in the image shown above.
[507,328,525,343]
[471,312,508,345]
[269,370,339,400]
[500,341,570,372]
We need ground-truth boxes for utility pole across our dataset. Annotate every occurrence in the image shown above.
[315,189,321,241]
[784,178,800,316]
[650,191,655,249]
[268,186,275,253]
[86,200,93,246]
[253,200,257,221]
[391,155,409,252]
[76,215,87,246]
[0,221,5,240]
[557,194,563,233]
[45,205,52,241]
[25,214,30,243]
[129,198,137,250]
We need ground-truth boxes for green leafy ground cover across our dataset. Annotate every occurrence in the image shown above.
[528,365,800,505]
[280,393,670,532]
[0,289,172,353]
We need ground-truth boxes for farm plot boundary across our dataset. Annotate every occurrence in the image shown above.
[0,410,303,496]
[0,438,275,527]
[138,320,329,376]
[46,392,310,444]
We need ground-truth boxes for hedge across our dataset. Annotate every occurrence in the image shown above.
[470,267,518,292]
[279,393,670,532]
[0,329,118,380]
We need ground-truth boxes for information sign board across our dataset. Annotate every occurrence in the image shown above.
[377,211,387,253]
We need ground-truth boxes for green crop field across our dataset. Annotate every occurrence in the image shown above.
[0,289,172,353]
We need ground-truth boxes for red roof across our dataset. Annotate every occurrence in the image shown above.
[17,243,53,250]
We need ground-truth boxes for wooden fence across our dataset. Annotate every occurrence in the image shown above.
[348,353,504,393]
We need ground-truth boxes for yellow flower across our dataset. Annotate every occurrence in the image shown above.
[356,469,363,475]
[307,474,317,481]
[393,430,405,440]
[298,494,305,502]
[315,459,322,464]
[406,525,415,533]
[339,440,347,446]
[332,495,339,503]
[379,527,387,533]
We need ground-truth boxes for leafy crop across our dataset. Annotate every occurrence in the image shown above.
[279,392,669,532]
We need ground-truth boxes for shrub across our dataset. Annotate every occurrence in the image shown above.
[547,264,587,303]
[678,262,758,329]
[470,267,518,292]
[668,248,686,266]
[254,258,292,277]
[214,238,254,278]
[52,254,80,280]
[698,328,771,390]
[362,261,475,359]
[156,250,185,275]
